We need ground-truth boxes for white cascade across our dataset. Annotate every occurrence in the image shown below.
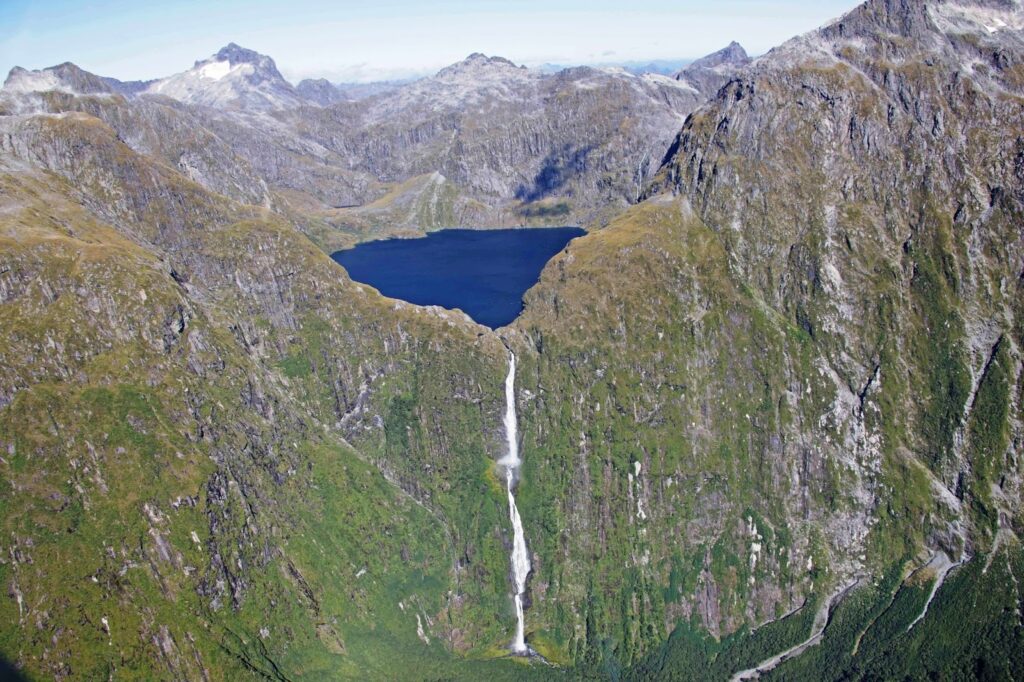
[498,351,531,653]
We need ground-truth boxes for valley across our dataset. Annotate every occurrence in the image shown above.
[0,0,1022,679]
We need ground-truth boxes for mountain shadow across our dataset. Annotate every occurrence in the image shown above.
[516,144,593,202]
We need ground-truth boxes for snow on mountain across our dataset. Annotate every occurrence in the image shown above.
[145,43,305,110]
[757,0,1024,76]
[2,62,127,96]
[929,0,1024,35]
[3,67,73,95]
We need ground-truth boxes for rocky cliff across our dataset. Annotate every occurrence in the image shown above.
[503,0,1023,672]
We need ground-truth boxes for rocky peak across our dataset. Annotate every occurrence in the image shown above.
[687,41,750,70]
[214,42,268,65]
[674,42,752,96]
[436,53,524,79]
[804,0,1023,51]
[370,52,536,110]
[296,77,348,105]
[3,62,115,95]
[208,43,288,82]
[753,0,1024,82]
[145,43,303,110]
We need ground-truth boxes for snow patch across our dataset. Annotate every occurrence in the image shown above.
[3,69,70,95]
[630,460,647,521]
[930,2,1024,35]
[198,60,233,81]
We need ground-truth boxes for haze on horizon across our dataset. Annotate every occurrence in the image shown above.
[1,0,855,84]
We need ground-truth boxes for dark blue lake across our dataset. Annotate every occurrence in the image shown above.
[331,227,585,329]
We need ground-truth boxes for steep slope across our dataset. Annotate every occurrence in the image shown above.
[0,108,546,678]
[654,0,1024,546]
[502,0,1023,670]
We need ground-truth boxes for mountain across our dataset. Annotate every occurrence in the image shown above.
[0,45,744,235]
[674,40,751,95]
[296,77,349,105]
[146,43,305,110]
[510,0,1023,673]
[4,63,108,95]
[685,40,749,70]
[280,53,713,229]
[3,61,151,97]
[1,0,1023,679]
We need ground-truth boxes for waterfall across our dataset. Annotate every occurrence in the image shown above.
[498,351,531,653]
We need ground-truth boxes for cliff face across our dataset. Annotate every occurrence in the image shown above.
[505,0,1023,668]
[655,0,1024,544]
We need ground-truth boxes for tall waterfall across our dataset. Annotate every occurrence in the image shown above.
[498,351,531,653]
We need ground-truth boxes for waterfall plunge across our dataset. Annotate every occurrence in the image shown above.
[498,351,531,653]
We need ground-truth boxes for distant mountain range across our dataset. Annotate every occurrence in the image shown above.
[2,41,750,233]
[4,45,748,110]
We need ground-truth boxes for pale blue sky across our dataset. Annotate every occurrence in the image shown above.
[1,0,858,83]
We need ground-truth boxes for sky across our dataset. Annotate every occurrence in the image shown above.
[0,0,858,84]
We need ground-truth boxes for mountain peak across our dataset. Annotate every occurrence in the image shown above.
[145,43,303,110]
[3,61,118,96]
[814,0,1023,43]
[686,41,751,71]
[214,43,272,67]
[436,53,523,78]
[296,77,348,105]
[202,43,286,81]
[765,0,1024,69]
[672,42,751,96]
[464,53,516,66]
